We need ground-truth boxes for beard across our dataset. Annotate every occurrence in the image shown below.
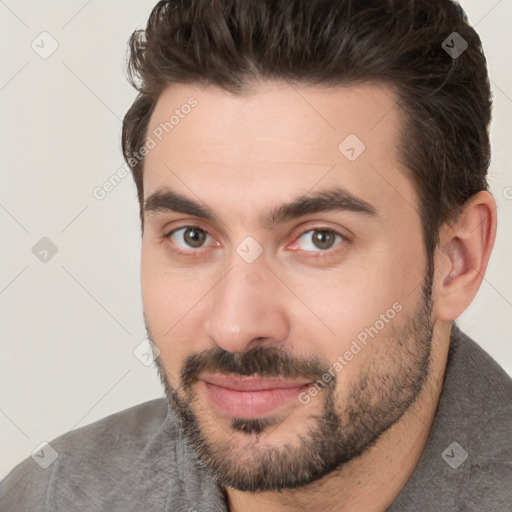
[148,268,435,492]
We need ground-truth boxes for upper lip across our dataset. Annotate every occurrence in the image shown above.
[201,373,311,391]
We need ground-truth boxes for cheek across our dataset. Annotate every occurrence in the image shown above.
[141,248,214,373]
[141,242,188,327]
[141,251,169,334]
[141,273,193,381]
[282,248,422,369]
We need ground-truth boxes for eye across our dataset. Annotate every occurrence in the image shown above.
[166,226,215,253]
[293,228,346,254]
[164,224,348,258]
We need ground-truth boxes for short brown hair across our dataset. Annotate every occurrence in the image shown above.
[122,0,492,258]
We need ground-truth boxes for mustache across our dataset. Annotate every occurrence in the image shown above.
[180,345,334,391]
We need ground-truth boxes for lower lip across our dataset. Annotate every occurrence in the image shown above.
[202,381,310,419]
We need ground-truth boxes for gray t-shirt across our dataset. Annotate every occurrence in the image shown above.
[1,325,512,511]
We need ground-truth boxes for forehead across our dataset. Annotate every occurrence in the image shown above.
[142,81,418,224]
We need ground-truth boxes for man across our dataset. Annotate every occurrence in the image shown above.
[1,0,511,510]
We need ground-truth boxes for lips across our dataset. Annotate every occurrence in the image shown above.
[201,373,312,419]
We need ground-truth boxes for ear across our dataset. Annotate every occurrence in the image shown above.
[433,191,497,321]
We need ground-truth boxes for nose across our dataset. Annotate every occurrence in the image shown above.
[204,257,290,353]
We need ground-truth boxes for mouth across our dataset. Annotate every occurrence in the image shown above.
[200,374,312,419]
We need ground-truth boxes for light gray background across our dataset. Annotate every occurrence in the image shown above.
[1,0,511,479]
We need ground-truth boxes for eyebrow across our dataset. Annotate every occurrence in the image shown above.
[144,185,377,229]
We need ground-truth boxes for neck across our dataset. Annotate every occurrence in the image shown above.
[226,322,452,512]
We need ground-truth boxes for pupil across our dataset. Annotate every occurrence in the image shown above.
[314,230,334,250]
[185,228,205,248]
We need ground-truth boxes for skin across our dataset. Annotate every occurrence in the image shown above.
[140,81,497,511]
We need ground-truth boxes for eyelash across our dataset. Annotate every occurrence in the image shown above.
[163,224,349,259]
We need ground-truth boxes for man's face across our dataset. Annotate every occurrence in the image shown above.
[141,81,435,490]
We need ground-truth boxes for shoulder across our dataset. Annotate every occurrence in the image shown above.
[43,396,172,468]
[460,373,512,510]
[0,398,175,511]
[464,403,512,509]
[390,326,512,511]
[441,325,512,433]
[439,327,512,508]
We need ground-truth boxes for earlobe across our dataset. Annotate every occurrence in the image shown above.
[434,191,497,321]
